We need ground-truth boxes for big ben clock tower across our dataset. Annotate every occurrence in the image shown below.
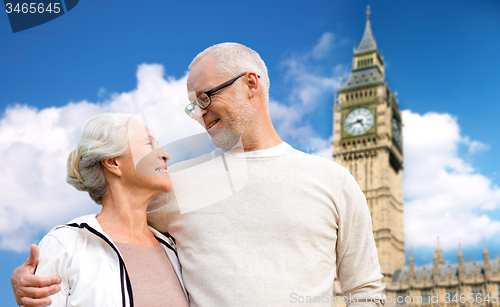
[333,6,404,279]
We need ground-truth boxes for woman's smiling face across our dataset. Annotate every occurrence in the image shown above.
[123,120,173,193]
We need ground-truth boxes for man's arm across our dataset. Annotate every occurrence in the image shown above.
[11,244,62,307]
[336,172,386,307]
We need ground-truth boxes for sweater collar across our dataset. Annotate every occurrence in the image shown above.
[218,142,293,158]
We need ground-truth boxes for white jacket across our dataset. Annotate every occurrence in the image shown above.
[35,214,188,307]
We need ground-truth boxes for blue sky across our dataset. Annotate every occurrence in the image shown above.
[1,0,500,304]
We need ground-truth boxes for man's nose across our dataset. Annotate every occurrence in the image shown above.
[194,105,206,123]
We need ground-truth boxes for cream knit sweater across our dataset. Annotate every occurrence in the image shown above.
[148,143,385,307]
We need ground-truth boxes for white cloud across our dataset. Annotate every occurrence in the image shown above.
[312,32,336,60]
[463,137,490,154]
[403,110,500,250]
[0,64,204,252]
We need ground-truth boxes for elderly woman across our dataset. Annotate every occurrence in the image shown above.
[30,113,189,307]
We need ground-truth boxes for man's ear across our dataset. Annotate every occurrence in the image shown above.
[102,158,122,177]
[246,72,260,99]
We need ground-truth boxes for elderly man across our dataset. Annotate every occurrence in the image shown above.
[12,43,385,307]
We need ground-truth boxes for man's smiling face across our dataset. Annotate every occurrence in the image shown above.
[187,55,256,149]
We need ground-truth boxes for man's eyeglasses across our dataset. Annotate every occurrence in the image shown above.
[185,72,258,119]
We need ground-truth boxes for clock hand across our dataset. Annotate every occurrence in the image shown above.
[346,118,363,127]
[345,121,356,127]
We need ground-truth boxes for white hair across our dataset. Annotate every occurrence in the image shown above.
[66,113,142,205]
[189,42,270,102]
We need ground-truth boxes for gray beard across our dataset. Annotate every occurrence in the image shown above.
[211,128,242,150]
[211,93,256,150]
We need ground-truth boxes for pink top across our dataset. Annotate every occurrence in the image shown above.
[115,242,189,307]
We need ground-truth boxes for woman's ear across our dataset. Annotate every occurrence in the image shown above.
[102,158,122,177]
[246,72,260,99]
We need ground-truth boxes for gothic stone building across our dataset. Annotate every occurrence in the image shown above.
[331,6,500,307]
[390,242,500,307]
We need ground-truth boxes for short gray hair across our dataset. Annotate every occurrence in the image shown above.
[66,113,142,205]
[189,42,270,102]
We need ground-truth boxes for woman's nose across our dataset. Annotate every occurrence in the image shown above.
[157,148,171,163]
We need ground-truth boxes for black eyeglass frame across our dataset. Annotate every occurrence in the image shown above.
[184,72,260,118]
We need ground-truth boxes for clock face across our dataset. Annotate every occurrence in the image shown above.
[392,117,401,144]
[344,107,374,136]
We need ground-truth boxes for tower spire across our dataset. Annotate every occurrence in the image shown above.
[409,246,415,285]
[484,240,491,281]
[339,6,385,91]
[433,238,442,284]
[483,240,490,255]
[458,244,465,281]
[355,5,377,55]
[433,236,445,265]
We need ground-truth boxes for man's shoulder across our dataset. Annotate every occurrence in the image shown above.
[287,148,349,173]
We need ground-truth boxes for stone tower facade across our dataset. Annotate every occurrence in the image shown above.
[332,6,405,280]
